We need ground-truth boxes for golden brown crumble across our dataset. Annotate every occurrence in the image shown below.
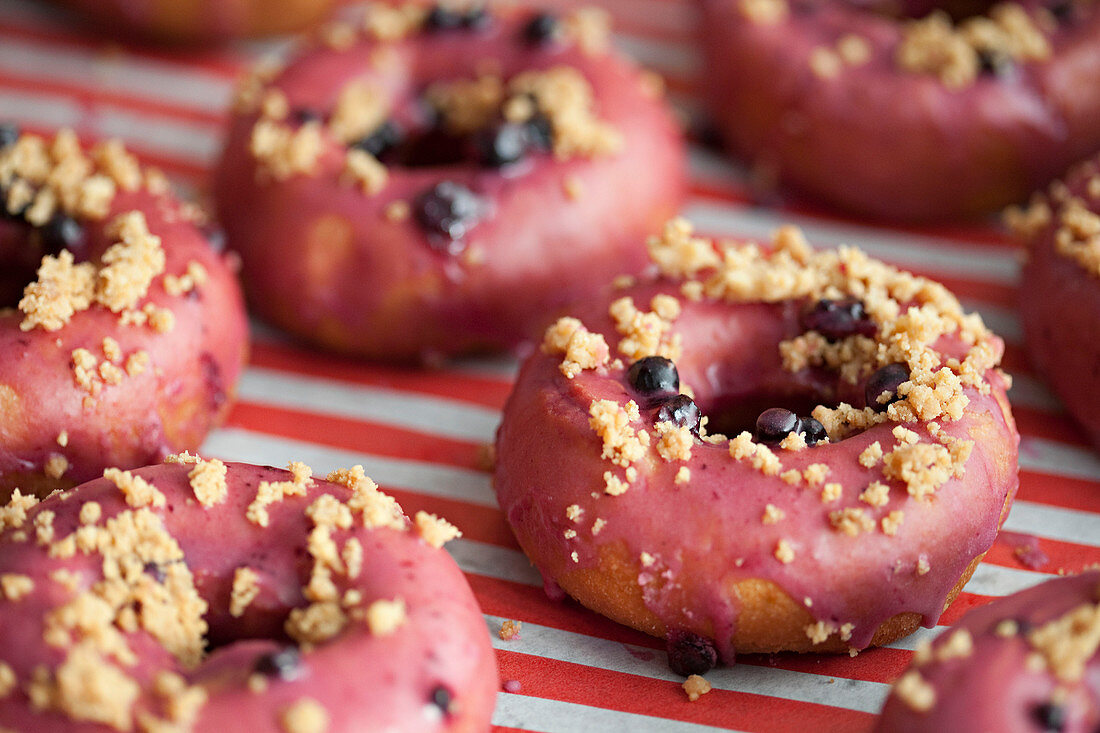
[280,697,330,733]
[250,119,324,181]
[188,457,228,508]
[564,7,611,56]
[590,399,650,469]
[343,149,388,196]
[859,481,890,508]
[328,79,388,145]
[609,295,683,362]
[739,0,788,24]
[894,669,936,712]
[682,674,712,702]
[809,36,870,80]
[543,317,610,378]
[384,200,410,222]
[0,662,14,698]
[805,620,836,645]
[0,573,34,601]
[247,463,314,527]
[365,598,406,636]
[829,507,875,536]
[675,466,691,485]
[936,628,974,661]
[499,619,522,641]
[362,2,427,41]
[859,442,884,468]
[44,454,69,480]
[1026,599,1100,682]
[229,567,261,617]
[654,421,693,462]
[762,504,785,525]
[820,482,843,503]
[728,432,782,476]
[774,539,795,564]
[414,511,461,548]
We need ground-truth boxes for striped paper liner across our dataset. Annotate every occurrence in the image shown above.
[1,0,1097,730]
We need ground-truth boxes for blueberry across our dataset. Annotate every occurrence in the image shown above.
[524,114,554,152]
[292,108,321,125]
[475,121,528,168]
[656,394,700,433]
[799,416,827,445]
[977,49,1013,78]
[627,356,679,398]
[413,181,483,244]
[1032,702,1066,732]
[755,407,799,444]
[430,685,453,716]
[666,629,718,677]
[0,122,18,150]
[1049,0,1073,22]
[424,5,465,31]
[254,647,304,681]
[352,119,404,158]
[39,213,85,255]
[865,363,909,412]
[800,298,876,341]
[523,12,560,44]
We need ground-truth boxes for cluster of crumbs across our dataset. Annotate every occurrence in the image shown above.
[1008,158,1100,277]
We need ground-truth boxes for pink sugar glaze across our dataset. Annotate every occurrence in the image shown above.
[0,462,497,732]
[214,8,686,361]
[698,0,1100,221]
[997,530,1050,571]
[876,571,1100,732]
[1019,153,1100,452]
[494,280,1019,658]
[0,189,248,495]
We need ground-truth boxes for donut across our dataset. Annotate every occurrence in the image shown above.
[0,127,248,500]
[876,570,1100,731]
[51,0,340,43]
[1010,154,1100,450]
[0,457,497,731]
[493,218,1019,663]
[214,3,685,361]
[697,0,1100,221]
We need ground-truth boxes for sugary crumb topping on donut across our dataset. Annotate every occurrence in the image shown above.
[0,662,14,698]
[543,317,611,378]
[0,573,34,600]
[188,457,228,508]
[894,669,936,712]
[44,454,69,480]
[326,465,406,530]
[654,421,693,462]
[675,466,691,485]
[362,2,427,40]
[590,400,650,469]
[762,504,785,525]
[0,490,38,532]
[329,79,388,145]
[365,598,406,636]
[280,698,330,733]
[414,511,462,548]
[609,295,683,362]
[139,671,208,732]
[104,467,167,509]
[230,566,261,617]
[820,483,843,503]
[936,628,974,660]
[28,644,142,730]
[809,36,871,80]
[250,119,324,181]
[163,261,208,297]
[385,200,411,222]
[805,620,837,645]
[343,148,388,195]
[829,507,875,536]
[1051,197,1100,276]
[896,4,1050,89]
[774,539,795,564]
[682,674,711,702]
[739,0,787,24]
[883,430,970,502]
[1026,598,1100,682]
[603,472,629,496]
[248,463,314,527]
[881,510,905,536]
[566,504,584,522]
[592,517,607,534]
[728,432,782,476]
[859,442,884,468]
[859,481,890,508]
[79,502,102,525]
[500,619,522,641]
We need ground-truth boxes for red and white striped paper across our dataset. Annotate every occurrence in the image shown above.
[2,0,1097,729]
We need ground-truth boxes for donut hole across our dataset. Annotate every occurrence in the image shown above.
[699,390,831,438]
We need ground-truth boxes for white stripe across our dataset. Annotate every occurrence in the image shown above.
[688,145,751,186]
[1018,436,1100,482]
[201,427,498,507]
[237,367,501,442]
[486,617,888,715]
[96,108,222,164]
[962,561,1053,597]
[493,693,730,733]
[0,35,233,112]
[450,539,542,587]
[1003,500,1100,548]
[683,200,1020,284]
[0,88,82,128]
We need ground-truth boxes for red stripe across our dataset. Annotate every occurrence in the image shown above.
[1017,471,1100,514]
[249,340,514,410]
[987,531,1100,575]
[496,650,875,732]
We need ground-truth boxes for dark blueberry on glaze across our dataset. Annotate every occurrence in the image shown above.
[1032,702,1066,732]
[414,181,483,244]
[522,12,560,44]
[864,362,909,412]
[666,629,718,677]
[0,122,18,149]
[799,416,827,445]
[254,646,305,681]
[430,685,453,716]
[352,119,404,158]
[292,108,322,125]
[39,213,85,256]
[800,298,876,341]
[424,5,466,31]
[1049,0,1074,22]
[475,121,529,168]
[627,356,679,398]
[524,114,554,152]
[656,394,700,433]
[755,407,800,444]
[977,49,1014,78]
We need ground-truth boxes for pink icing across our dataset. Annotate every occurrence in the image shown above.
[214,8,686,361]
[0,188,248,493]
[876,571,1100,732]
[697,0,1100,221]
[494,278,1019,656]
[0,461,498,731]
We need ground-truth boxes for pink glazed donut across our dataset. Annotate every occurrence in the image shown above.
[215,3,685,361]
[1012,154,1100,450]
[698,0,1100,221]
[0,127,248,500]
[876,570,1100,732]
[0,458,497,732]
[494,219,1019,666]
[52,0,340,43]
